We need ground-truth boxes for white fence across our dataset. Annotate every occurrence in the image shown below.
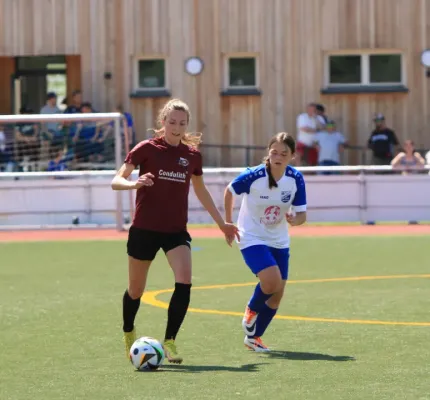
[0,167,429,229]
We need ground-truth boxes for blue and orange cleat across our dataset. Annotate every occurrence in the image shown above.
[244,336,271,353]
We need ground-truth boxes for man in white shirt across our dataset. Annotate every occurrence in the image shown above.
[296,103,326,166]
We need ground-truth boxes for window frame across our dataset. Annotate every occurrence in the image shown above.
[324,50,406,88]
[224,53,259,90]
[134,56,168,91]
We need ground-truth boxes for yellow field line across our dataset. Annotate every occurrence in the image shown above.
[141,274,430,327]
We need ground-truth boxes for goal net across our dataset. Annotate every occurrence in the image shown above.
[0,112,245,232]
[0,112,132,230]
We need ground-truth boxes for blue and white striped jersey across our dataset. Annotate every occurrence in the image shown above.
[228,164,307,249]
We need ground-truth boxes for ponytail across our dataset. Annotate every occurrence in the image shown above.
[265,157,278,189]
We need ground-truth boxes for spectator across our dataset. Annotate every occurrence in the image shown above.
[391,140,425,174]
[367,113,400,165]
[296,103,326,166]
[103,105,136,160]
[14,107,40,170]
[64,90,82,114]
[0,125,14,172]
[73,103,106,163]
[47,146,68,172]
[316,103,329,124]
[115,104,136,148]
[314,119,347,175]
[40,92,63,149]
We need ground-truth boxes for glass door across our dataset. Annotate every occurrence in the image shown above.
[14,56,67,113]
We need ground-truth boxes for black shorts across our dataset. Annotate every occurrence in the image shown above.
[127,226,192,261]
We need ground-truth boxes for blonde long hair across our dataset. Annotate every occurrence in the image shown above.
[148,98,202,148]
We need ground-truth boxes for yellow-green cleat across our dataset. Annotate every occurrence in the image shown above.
[163,339,183,364]
[123,328,137,360]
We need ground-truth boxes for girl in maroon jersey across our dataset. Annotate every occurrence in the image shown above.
[111,98,239,364]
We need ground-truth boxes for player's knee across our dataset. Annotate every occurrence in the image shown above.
[128,285,144,300]
[261,279,282,295]
[172,264,192,284]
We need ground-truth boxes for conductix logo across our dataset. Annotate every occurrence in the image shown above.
[158,170,187,183]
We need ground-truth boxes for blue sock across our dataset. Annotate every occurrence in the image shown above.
[253,303,278,337]
[248,283,272,313]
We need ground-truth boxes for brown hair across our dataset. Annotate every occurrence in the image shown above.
[149,98,202,148]
[263,132,296,189]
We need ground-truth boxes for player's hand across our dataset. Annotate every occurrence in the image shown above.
[286,213,297,226]
[220,222,240,247]
[134,173,154,189]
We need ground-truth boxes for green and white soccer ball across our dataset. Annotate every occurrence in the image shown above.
[129,337,165,371]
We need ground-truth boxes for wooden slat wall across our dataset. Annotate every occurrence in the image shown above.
[0,57,15,114]
[0,0,429,166]
[65,55,82,99]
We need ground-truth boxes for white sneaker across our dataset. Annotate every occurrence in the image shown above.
[244,336,271,353]
[242,306,258,336]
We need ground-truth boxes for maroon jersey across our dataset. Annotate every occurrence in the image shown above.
[125,137,203,233]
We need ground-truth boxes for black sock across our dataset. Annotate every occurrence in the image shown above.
[123,290,141,332]
[164,283,192,341]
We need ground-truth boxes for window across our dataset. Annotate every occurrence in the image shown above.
[135,58,166,90]
[369,54,402,83]
[225,56,258,89]
[329,55,361,84]
[326,52,404,87]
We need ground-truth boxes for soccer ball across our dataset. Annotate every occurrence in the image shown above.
[129,336,165,371]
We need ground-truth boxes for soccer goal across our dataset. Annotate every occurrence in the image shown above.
[0,112,134,231]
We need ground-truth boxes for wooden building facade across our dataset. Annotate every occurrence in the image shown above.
[0,0,429,166]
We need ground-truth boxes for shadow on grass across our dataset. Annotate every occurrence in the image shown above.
[144,362,268,373]
[262,350,355,362]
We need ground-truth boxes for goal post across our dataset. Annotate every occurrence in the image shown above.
[0,112,129,231]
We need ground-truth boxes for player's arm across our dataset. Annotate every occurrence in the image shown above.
[192,175,224,227]
[286,172,307,226]
[111,163,138,190]
[192,174,239,245]
[111,163,154,190]
[112,141,154,190]
[224,188,234,223]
